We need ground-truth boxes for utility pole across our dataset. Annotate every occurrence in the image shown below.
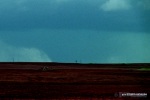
[75,60,77,63]
[12,57,15,62]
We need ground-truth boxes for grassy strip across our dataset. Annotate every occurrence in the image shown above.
[137,68,150,71]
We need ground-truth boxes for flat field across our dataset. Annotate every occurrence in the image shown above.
[0,63,149,100]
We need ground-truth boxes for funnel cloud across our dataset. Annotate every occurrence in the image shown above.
[0,40,51,62]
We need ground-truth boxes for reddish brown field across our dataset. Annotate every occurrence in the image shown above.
[0,63,149,100]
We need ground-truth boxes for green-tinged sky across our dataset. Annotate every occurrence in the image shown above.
[0,0,150,63]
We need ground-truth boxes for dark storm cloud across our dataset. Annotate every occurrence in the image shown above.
[0,0,150,63]
[0,0,149,32]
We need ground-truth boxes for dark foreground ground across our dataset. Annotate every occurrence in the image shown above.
[0,63,150,100]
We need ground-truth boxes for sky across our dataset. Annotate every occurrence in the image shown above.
[0,0,150,63]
